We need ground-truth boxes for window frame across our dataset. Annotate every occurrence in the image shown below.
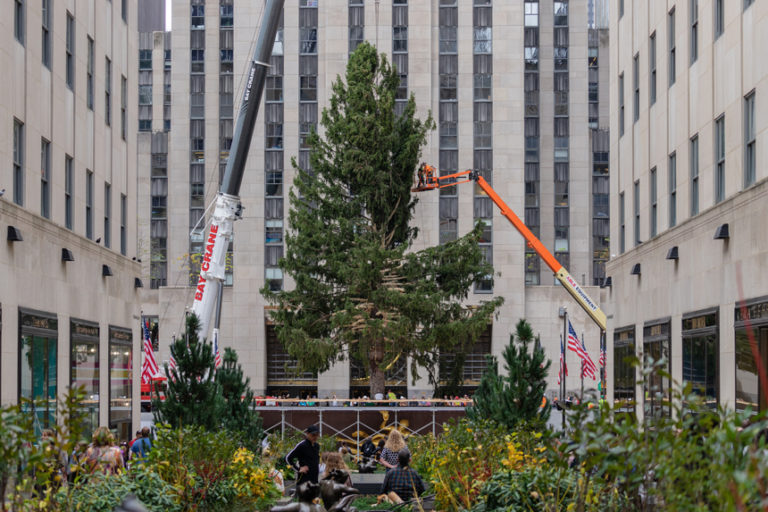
[689,0,698,64]
[633,53,640,123]
[714,0,724,39]
[13,119,25,206]
[650,167,657,237]
[105,57,112,126]
[41,138,51,219]
[714,115,725,203]
[87,37,94,109]
[86,170,94,240]
[66,13,74,90]
[104,182,111,248]
[65,155,74,230]
[619,72,625,136]
[744,91,756,187]
[619,191,626,254]
[634,180,640,246]
[649,32,657,105]
[669,152,677,228]
[41,0,51,67]
[690,135,699,216]
[668,8,676,86]
[15,0,24,44]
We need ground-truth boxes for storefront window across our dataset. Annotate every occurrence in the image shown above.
[109,326,133,441]
[70,319,99,438]
[613,327,636,416]
[682,311,718,409]
[643,321,671,420]
[735,300,768,413]
[19,309,58,434]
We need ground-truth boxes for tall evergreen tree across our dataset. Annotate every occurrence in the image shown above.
[467,319,551,430]
[153,314,223,430]
[216,347,263,452]
[263,42,504,396]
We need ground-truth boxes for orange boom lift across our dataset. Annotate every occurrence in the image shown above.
[413,166,607,332]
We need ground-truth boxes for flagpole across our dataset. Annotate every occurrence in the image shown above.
[562,309,567,431]
[580,331,585,400]
[600,330,606,400]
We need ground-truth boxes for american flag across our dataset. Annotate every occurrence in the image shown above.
[599,343,606,368]
[167,352,177,381]
[557,335,568,385]
[141,320,159,384]
[213,328,222,369]
[567,321,597,381]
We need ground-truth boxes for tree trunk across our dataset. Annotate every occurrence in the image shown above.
[369,340,386,397]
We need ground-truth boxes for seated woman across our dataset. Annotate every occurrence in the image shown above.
[379,430,407,470]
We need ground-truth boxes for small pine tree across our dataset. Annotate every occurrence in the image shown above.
[467,319,551,430]
[216,347,263,452]
[153,314,224,430]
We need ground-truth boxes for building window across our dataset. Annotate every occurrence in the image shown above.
[65,155,73,229]
[554,1,568,26]
[86,170,93,240]
[633,180,640,246]
[734,301,768,413]
[220,5,233,27]
[105,57,112,126]
[121,0,127,22]
[393,26,408,53]
[109,327,133,440]
[618,73,624,136]
[644,322,671,420]
[619,0,624,18]
[715,115,725,203]
[690,135,699,216]
[614,327,635,415]
[139,49,152,70]
[121,76,127,140]
[13,119,24,206]
[71,320,99,437]
[669,152,677,228]
[633,54,640,123]
[41,0,51,67]
[745,0,755,10]
[690,0,698,64]
[120,194,126,255]
[104,183,111,248]
[15,0,24,44]
[668,8,676,86]
[41,138,51,219]
[349,2,364,53]
[66,13,74,89]
[744,91,756,187]
[682,312,719,408]
[619,192,625,254]
[473,27,491,54]
[649,32,656,105]
[87,38,94,109]
[650,167,657,237]
[714,0,724,39]
[19,310,58,432]
[524,2,538,27]
[300,28,317,54]
[191,5,204,29]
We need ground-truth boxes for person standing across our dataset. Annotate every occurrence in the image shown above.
[130,427,152,464]
[379,430,406,470]
[85,427,124,475]
[285,424,321,486]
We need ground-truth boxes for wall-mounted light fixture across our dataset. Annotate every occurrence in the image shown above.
[102,264,114,277]
[714,223,729,240]
[630,263,641,275]
[600,276,612,288]
[134,277,144,288]
[7,226,23,242]
[62,248,75,262]
[666,246,679,260]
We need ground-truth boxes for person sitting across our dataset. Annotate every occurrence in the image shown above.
[379,430,406,470]
[379,449,425,504]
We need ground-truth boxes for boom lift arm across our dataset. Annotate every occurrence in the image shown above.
[415,167,607,332]
[191,0,285,339]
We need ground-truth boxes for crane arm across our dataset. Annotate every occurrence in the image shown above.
[417,169,607,331]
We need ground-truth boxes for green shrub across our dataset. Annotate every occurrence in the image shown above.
[57,469,182,512]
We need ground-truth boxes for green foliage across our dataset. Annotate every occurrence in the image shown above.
[467,319,551,430]
[215,348,263,453]
[57,470,182,512]
[263,40,503,395]
[154,314,224,430]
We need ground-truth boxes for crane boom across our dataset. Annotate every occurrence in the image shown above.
[416,168,607,331]
[191,0,285,339]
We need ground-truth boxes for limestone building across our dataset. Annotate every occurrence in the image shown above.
[607,0,768,418]
[1,0,142,439]
[138,0,611,399]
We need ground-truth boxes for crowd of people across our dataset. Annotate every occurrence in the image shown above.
[283,424,426,505]
[253,390,473,408]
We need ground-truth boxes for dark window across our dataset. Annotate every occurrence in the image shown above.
[139,49,152,70]
[87,38,94,109]
[104,183,111,248]
[66,13,74,89]
[13,119,24,206]
[682,312,719,408]
[619,73,625,136]
[614,328,636,415]
[554,1,568,26]
[650,167,657,237]
[41,139,51,219]
[619,192,625,253]
[120,194,126,255]
[15,0,25,43]
[633,54,640,123]
[121,76,126,140]
[191,5,204,29]
[105,57,112,126]
[634,180,640,245]
[668,9,676,86]
[745,0,755,9]
[715,115,725,203]
[220,5,233,26]
[690,135,699,216]
[71,320,100,436]
[644,322,671,420]
[65,155,73,229]
[714,0,724,39]
[42,0,51,67]
[649,32,656,105]
[744,91,756,187]
[19,312,58,431]
[86,170,93,240]
[690,0,698,64]
[669,152,677,228]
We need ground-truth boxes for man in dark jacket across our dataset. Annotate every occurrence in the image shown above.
[285,424,321,485]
